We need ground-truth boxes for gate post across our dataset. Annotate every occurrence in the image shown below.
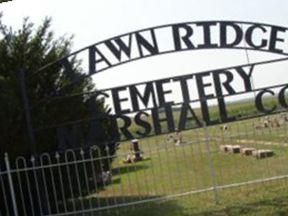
[19,69,36,154]
[5,153,19,216]
[203,122,219,204]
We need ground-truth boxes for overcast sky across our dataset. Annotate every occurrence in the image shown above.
[1,0,288,110]
[2,0,288,48]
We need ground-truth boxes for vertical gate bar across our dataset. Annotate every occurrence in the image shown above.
[203,123,219,204]
[104,145,119,214]
[64,151,77,213]
[71,150,85,214]
[55,153,68,214]
[15,158,28,216]
[5,153,19,216]
[23,158,36,216]
[47,155,60,214]
[115,147,128,208]
[19,70,36,153]
[79,149,93,215]
[31,156,43,215]
[162,136,176,194]
[89,148,102,216]
[96,148,111,214]
[40,155,52,214]
[0,165,10,216]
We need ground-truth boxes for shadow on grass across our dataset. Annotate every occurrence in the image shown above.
[111,177,121,185]
[112,163,150,176]
[48,192,288,216]
[190,195,288,216]
[68,195,188,216]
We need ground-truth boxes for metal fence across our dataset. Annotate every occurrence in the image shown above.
[1,113,288,216]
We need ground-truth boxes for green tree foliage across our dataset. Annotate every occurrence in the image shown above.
[0,15,115,157]
[0,15,119,215]
[0,0,12,4]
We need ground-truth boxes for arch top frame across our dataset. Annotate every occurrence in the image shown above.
[22,20,288,145]
[32,20,288,80]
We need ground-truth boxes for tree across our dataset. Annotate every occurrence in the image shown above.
[0,15,116,157]
[0,15,118,215]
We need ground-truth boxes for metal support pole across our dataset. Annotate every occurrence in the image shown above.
[5,153,19,216]
[203,122,219,204]
[19,70,36,153]
[19,70,55,215]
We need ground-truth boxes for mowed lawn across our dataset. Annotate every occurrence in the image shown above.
[88,114,288,215]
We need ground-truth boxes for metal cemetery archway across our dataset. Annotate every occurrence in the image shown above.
[2,20,288,216]
[26,20,288,149]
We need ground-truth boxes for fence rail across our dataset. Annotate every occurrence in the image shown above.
[1,114,288,215]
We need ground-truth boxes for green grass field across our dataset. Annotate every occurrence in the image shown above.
[82,113,288,215]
